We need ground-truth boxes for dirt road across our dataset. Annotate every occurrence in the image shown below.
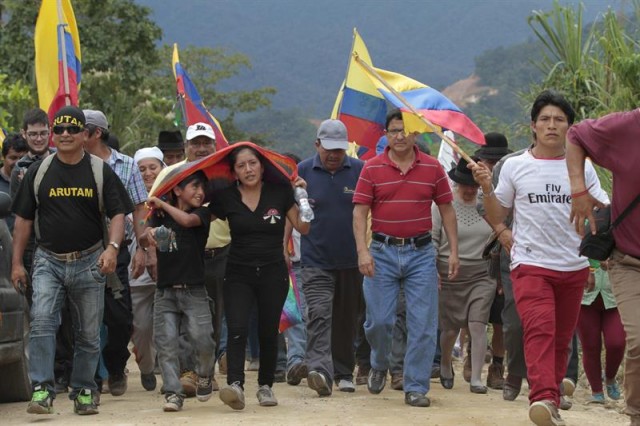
[1,357,628,425]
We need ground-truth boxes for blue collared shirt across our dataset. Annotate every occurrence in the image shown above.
[297,153,364,270]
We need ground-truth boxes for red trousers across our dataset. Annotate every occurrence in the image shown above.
[577,294,625,394]
[511,264,588,405]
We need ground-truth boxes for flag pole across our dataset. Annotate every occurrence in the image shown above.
[56,0,72,106]
[353,53,476,165]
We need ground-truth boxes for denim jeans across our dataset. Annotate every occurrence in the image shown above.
[390,285,406,374]
[154,286,215,395]
[284,263,307,369]
[29,246,105,398]
[364,239,438,395]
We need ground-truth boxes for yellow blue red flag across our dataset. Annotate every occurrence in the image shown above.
[361,65,485,146]
[35,0,81,122]
[331,29,386,159]
[172,44,229,151]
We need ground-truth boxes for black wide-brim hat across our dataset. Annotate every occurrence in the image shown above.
[448,157,478,187]
[475,132,512,161]
[157,130,184,151]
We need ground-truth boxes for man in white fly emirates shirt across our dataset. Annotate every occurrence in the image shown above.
[470,91,608,426]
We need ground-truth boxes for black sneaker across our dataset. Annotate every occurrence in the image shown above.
[307,370,332,397]
[163,393,184,412]
[74,388,98,415]
[141,372,157,391]
[367,368,387,394]
[405,391,431,407]
[196,376,213,402]
[108,373,127,396]
[27,385,54,414]
[286,363,308,386]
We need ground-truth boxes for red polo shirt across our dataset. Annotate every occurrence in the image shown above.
[353,146,452,238]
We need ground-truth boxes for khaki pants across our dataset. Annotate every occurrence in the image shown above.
[609,249,640,416]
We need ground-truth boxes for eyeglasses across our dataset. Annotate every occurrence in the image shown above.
[188,140,213,148]
[386,129,406,137]
[52,125,84,135]
[26,131,50,139]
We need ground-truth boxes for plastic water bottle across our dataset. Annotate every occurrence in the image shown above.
[155,225,171,252]
[294,187,314,223]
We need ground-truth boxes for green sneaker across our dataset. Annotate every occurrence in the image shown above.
[74,388,98,415]
[27,385,54,414]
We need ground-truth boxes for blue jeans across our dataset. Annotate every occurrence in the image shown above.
[284,263,307,369]
[364,239,438,395]
[29,246,105,398]
[154,286,215,395]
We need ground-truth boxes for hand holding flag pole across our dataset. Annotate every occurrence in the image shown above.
[353,53,477,166]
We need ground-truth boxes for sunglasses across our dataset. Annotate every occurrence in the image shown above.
[52,125,84,135]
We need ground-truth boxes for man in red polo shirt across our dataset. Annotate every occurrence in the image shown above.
[353,109,459,407]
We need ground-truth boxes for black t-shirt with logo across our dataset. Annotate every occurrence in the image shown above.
[150,206,210,289]
[12,154,133,253]
[209,181,294,267]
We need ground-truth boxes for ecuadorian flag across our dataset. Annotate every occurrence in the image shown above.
[35,0,81,122]
[331,29,386,160]
[173,44,229,151]
[363,65,485,146]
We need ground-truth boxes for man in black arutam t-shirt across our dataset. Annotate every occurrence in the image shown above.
[11,106,132,416]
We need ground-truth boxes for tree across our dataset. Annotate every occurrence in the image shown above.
[523,0,640,193]
[0,73,32,130]
[0,0,276,154]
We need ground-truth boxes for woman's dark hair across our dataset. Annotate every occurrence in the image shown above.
[227,145,263,171]
[530,90,575,125]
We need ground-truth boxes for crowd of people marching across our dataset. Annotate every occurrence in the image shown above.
[2,89,640,426]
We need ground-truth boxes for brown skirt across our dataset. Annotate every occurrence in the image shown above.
[438,262,496,330]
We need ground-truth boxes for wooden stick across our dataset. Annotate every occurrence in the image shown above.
[353,53,476,165]
[56,0,71,106]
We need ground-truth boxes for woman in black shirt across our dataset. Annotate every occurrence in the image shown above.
[209,145,310,410]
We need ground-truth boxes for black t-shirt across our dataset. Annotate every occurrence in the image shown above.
[12,154,133,253]
[209,181,294,267]
[150,206,210,289]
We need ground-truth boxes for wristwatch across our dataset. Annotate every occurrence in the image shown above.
[108,241,120,251]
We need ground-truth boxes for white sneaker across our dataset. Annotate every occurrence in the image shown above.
[561,378,575,397]
[256,385,278,406]
[220,382,245,410]
[338,379,355,393]
[529,400,566,426]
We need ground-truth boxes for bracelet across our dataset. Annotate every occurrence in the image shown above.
[137,246,148,252]
[571,189,589,198]
[496,226,508,237]
[484,185,495,198]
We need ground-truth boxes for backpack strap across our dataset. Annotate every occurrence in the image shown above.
[88,153,108,248]
[33,155,56,241]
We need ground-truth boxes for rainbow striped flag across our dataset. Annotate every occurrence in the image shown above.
[173,44,229,151]
[279,266,302,333]
[35,0,82,124]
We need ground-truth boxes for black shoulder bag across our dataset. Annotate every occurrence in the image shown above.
[579,193,640,261]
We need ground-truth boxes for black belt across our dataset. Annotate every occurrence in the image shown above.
[39,241,103,262]
[372,232,432,248]
[204,245,228,259]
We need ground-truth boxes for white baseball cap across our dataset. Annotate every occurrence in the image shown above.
[186,122,216,141]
